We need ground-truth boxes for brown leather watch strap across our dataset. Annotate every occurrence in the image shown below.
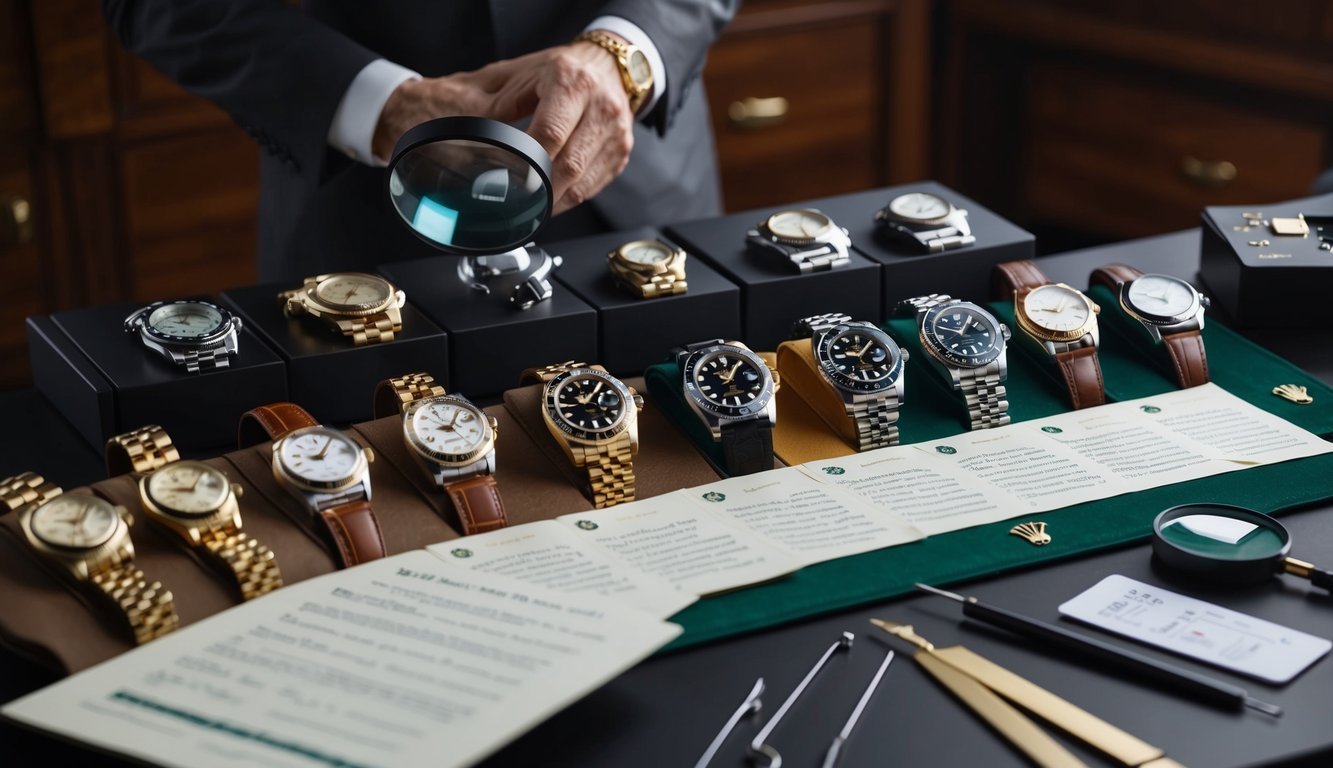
[238,402,320,447]
[991,259,1050,299]
[445,474,508,535]
[319,500,387,567]
[1089,263,1144,291]
[1162,331,1210,388]
[1055,346,1107,409]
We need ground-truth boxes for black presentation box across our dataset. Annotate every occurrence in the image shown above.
[27,302,287,451]
[377,255,596,397]
[811,182,1036,313]
[547,226,741,375]
[1199,193,1333,328]
[666,211,881,351]
[219,284,448,424]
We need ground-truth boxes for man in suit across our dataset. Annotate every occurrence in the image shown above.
[103,1,738,281]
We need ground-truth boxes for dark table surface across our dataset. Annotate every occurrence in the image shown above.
[5,230,1332,768]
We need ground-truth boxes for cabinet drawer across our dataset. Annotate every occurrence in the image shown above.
[704,18,882,212]
[1022,65,1325,238]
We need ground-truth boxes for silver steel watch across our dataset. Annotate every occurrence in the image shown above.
[897,294,1011,430]
[875,192,975,253]
[124,299,242,373]
[792,313,909,450]
[746,208,851,273]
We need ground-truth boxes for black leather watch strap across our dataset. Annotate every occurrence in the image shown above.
[720,420,774,477]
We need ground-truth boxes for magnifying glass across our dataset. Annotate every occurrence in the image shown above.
[1152,503,1333,590]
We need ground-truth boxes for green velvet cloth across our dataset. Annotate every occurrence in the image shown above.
[648,304,1333,651]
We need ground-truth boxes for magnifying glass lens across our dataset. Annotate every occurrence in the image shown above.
[1158,514,1288,562]
[1152,504,1294,584]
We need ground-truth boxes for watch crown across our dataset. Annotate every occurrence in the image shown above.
[364,447,376,464]
[232,483,244,498]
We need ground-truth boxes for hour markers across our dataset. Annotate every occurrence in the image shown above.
[700,384,712,391]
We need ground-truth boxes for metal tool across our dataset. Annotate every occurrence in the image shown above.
[694,677,764,768]
[822,649,895,768]
[748,631,854,768]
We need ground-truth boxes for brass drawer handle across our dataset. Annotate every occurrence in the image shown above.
[2,196,33,247]
[1181,156,1237,188]
[728,97,789,130]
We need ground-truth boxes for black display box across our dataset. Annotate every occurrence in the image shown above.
[219,284,448,423]
[26,302,287,451]
[666,211,881,351]
[547,226,741,376]
[377,256,596,397]
[813,181,1036,314]
[1199,193,1333,328]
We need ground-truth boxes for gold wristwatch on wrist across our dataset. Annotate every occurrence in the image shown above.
[574,30,653,114]
[1,471,180,645]
[107,425,283,601]
[608,239,688,298]
[521,362,643,509]
[281,272,407,345]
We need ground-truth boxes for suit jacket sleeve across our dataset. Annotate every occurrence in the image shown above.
[103,0,379,183]
[599,0,739,134]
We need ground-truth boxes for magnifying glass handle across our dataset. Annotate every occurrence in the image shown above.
[1282,557,1333,591]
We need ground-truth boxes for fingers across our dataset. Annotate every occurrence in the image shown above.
[550,99,633,215]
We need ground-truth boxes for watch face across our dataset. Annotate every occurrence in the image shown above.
[628,49,651,85]
[28,494,119,549]
[766,209,833,243]
[1022,284,1093,334]
[683,344,773,418]
[144,460,231,517]
[313,273,394,312]
[404,396,492,464]
[817,324,904,392]
[619,240,673,266]
[888,193,951,222]
[276,427,365,491]
[921,302,1007,367]
[144,301,228,342]
[545,369,634,441]
[1124,274,1199,321]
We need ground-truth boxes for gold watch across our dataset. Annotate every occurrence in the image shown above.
[1,471,180,645]
[280,272,407,345]
[107,425,283,601]
[608,239,688,298]
[574,30,653,114]
[521,362,643,508]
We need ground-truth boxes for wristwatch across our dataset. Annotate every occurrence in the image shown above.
[280,272,407,345]
[607,239,688,298]
[746,209,852,273]
[874,192,975,253]
[238,403,386,568]
[1,471,179,645]
[676,339,778,476]
[992,260,1106,409]
[897,294,1011,430]
[521,362,644,508]
[124,299,242,373]
[791,313,909,450]
[1090,264,1210,389]
[574,30,653,114]
[373,373,508,535]
[106,425,283,601]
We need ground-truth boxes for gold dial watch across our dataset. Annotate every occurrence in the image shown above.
[521,362,644,509]
[574,30,654,114]
[607,239,688,298]
[373,372,509,536]
[107,425,283,601]
[281,272,407,345]
[1,471,180,645]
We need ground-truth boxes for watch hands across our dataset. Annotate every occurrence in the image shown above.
[720,361,745,384]
[311,437,333,461]
[576,382,605,405]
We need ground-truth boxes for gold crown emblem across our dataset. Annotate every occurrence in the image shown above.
[1009,521,1051,546]
[1272,384,1313,405]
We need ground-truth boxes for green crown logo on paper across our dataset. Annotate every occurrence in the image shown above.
[1041,426,1063,434]
[935,445,957,455]
[575,520,599,531]
[1141,405,1162,414]
[822,466,846,476]
[451,548,473,559]
[702,491,726,503]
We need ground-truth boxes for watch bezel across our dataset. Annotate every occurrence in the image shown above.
[1016,284,1099,343]
[920,301,1007,368]
[681,342,776,420]
[610,239,683,275]
[130,299,236,346]
[878,192,956,226]
[402,394,495,466]
[761,208,835,246]
[1119,274,1204,326]
[272,426,369,494]
[814,322,904,393]
[306,273,402,316]
[543,367,636,442]
[140,460,234,520]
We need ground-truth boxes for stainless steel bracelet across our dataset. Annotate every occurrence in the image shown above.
[900,294,1009,430]
[849,390,902,450]
[787,243,850,273]
[792,313,854,338]
[180,347,230,373]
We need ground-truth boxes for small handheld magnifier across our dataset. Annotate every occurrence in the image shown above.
[1153,503,1333,590]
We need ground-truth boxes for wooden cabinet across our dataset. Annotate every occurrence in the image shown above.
[940,0,1333,250]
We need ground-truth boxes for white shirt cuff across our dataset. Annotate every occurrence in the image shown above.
[328,59,421,167]
[586,15,667,117]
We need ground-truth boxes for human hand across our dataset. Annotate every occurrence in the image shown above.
[373,38,635,216]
